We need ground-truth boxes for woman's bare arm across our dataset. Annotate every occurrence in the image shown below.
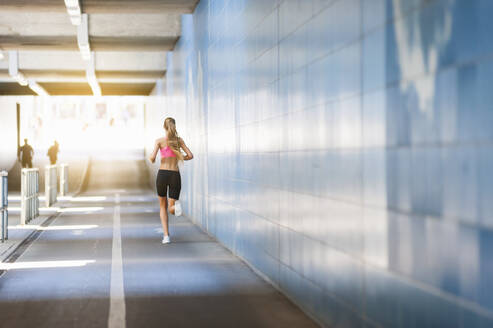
[180,138,193,161]
[148,139,160,163]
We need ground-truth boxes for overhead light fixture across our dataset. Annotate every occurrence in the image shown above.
[8,50,28,86]
[88,78,101,96]
[28,79,49,96]
[13,73,28,86]
[8,50,48,95]
[77,14,91,61]
[79,44,91,61]
[64,0,82,25]
[85,52,101,96]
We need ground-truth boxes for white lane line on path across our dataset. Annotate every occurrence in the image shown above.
[108,193,126,328]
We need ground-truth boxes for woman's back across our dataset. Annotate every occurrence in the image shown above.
[158,137,179,171]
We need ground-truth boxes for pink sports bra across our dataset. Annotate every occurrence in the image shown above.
[160,139,176,158]
[160,146,176,158]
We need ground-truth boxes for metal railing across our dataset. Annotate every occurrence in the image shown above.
[45,165,57,207]
[0,171,8,241]
[59,163,68,196]
[21,168,39,225]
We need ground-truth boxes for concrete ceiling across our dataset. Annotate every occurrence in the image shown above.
[0,0,198,13]
[0,0,199,95]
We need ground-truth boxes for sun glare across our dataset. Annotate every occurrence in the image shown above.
[18,96,146,156]
[57,207,104,213]
[9,224,99,231]
[0,260,96,270]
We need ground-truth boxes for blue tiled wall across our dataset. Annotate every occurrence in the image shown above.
[161,0,493,326]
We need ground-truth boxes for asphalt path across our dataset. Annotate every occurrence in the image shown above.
[0,161,317,327]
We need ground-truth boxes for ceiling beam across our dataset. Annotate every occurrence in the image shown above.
[0,69,165,83]
[88,13,180,38]
[0,36,77,51]
[100,82,156,96]
[97,70,165,79]
[38,82,92,95]
[91,36,177,51]
[0,36,177,51]
[0,81,157,96]
[0,82,36,95]
[0,51,166,71]
[0,0,199,13]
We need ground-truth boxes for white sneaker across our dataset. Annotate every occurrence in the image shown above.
[174,201,182,216]
[162,235,170,244]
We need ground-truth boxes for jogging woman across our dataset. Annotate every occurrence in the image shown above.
[148,117,193,244]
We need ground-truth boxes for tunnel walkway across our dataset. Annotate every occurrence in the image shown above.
[0,161,317,327]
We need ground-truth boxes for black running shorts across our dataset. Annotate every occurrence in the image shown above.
[156,170,181,200]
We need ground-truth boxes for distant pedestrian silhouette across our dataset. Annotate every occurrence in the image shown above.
[19,139,34,168]
[47,140,59,165]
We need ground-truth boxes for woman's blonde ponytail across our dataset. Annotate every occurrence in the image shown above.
[164,117,184,162]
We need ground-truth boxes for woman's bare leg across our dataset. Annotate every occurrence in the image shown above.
[158,196,169,236]
[168,198,176,215]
